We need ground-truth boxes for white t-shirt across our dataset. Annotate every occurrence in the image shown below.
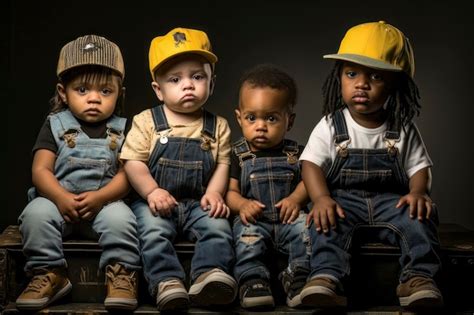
[300,108,432,178]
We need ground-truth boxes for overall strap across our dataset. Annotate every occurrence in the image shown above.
[151,105,170,132]
[106,115,126,151]
[50,110,82,148]
[282,139,299,164]
[201,109,217,140]
[233,137,256,167]
[200,109,217,150]
[383,120,401,156]
[332,109,350,144]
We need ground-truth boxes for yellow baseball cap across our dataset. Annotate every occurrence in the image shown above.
[324,21,415,77]
[148,27,218,77]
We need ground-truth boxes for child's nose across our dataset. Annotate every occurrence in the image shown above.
[355,75,370,89]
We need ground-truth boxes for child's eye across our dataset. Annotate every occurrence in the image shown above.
[193,73,206,80]
[168,77,180,83]
[346,71,357,78]
[77,86,88,94]
[266,115,277,123]
[246,114,256,122]
[370,73,383,81]
[101,88,113,95]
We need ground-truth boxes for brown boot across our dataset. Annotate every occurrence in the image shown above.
[104,263,138,310]
[16,268,72,310]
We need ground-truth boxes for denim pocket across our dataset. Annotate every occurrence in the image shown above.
[157,157,204,199]
[62,156,109,192]
[340,168,392,190]
[249,171,294,207]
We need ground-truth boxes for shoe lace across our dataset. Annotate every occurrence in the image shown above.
[24,274,51,293]
[107,270,136,291]
[409,277,431,288]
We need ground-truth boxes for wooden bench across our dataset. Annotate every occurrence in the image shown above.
[1,223,474,313]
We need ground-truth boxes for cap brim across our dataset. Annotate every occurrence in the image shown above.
[151,50,218,75]
[323,53,403,72]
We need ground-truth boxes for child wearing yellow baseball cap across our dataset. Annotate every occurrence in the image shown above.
[120,27,237,311]
[16,35,140,311]
[299,21,443,309]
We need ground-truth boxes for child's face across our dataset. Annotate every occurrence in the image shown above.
[236,83,294,151]
[341,62,394,123]
[152,56,213,115]
[57,74,121,123]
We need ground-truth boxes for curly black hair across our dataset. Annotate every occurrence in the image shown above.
[322,61,421,130]
[239,64,297,113]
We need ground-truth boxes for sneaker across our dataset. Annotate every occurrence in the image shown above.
[300,276,347,308]
[104,263,138,310]
[279,268,308,308]
[156,278,189,311]
[16,268,72,310]
[239,278,275,310]
[397,276,443,308]
[188,268,237,306]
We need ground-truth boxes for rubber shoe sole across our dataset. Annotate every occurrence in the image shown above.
[104,297,138,310]
[399,289,444,308]
[300,285,347,308]
[189,272,237,306]
[16,280,72,310]
[241,295,275,310]
[157,288,189,311]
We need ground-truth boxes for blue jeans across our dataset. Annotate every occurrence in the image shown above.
[233,213,310,283]
[132,199,235,295]
[19,197,141,271]
[309,189,441,282]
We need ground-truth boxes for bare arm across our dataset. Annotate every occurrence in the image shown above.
[123,160,158,199]
[396,167,434,220]
[124,159,177,216]
[277,180,310,224]
[75,166,131,221]
[225,177,265,225]
[201,163,230,218]
[32,149,80,222]
[302,160,345,232]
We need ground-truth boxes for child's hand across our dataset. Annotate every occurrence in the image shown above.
[201,192,230,218]
[239,199,265,226]
[306,195,345,233]
[75,191,104,221]
[276,196,301,224]
[56,191,81,223]
[396,192,433,221]
[147,188,178,217]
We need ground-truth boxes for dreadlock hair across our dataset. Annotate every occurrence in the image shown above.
[49,65,125,116]
[239,64,297,113]
[322,61,421,131]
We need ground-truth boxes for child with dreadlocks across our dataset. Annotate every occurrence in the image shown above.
[298,21,443,309]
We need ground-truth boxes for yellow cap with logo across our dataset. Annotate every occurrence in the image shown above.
[324,21,415,77]
[149,27,218,77]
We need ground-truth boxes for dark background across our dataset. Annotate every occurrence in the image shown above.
[4,0,473,232]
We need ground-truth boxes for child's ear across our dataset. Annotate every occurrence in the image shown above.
[151,81,164,102]
[57,83,67,104]
[287,113,296,131]
[235,108,243,127]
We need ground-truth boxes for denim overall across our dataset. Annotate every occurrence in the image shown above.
[19,109,141,272]
[131,105,234,295]
[232,138,310,284]
[309,109,441,283]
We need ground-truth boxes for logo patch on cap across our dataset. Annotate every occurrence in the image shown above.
[82,42,101,52]
[173,32,186,47]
